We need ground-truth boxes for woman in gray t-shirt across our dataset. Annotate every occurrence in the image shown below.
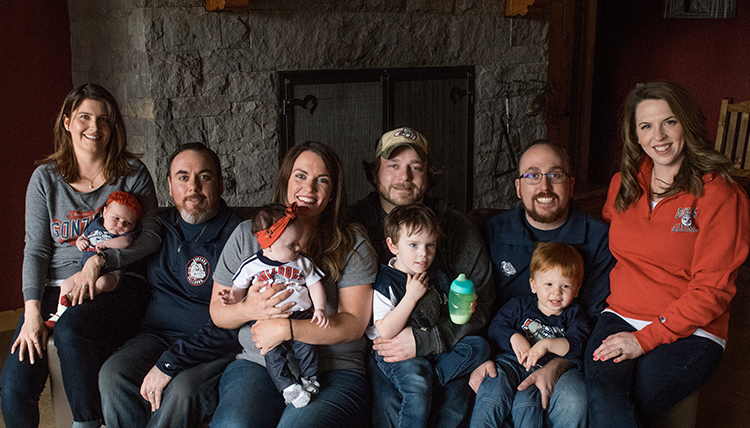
[210,141,377,427]
[0,84,160,427]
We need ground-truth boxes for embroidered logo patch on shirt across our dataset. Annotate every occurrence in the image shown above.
[186,256,210,286]
[501,261,517,277]
[672,207,699,233]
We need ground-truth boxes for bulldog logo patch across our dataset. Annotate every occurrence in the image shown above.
[672,207,698,233]
[186,256,210,286]
[501,261,517,277]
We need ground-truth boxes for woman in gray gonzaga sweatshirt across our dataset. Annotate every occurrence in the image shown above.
[0,84,161,428]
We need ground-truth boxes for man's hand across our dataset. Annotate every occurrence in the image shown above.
[372,326,416,363]
[140,366,173,412]
[517,357,572,409]
[469,360,496,393]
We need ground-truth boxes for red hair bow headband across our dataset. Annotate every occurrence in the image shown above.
[254,203,308,248]
[106,191,142,219]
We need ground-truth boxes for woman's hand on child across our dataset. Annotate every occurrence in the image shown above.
[72,254,104,305]
[311,309,329,328]
[246,280,294,320]
[251,319,287,355]
[469,360,497,393]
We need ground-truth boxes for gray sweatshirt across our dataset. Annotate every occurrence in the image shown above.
[213,221,378,374]
[22,160,161,302]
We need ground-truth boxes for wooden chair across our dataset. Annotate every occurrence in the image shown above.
[715,98,750,181]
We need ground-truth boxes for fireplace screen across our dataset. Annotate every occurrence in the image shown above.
[279,66,475,212]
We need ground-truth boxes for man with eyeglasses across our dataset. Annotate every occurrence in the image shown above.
[469,141,614,428]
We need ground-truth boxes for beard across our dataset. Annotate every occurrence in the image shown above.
[378,182,426,207]
[176,196,219,225]
[525,191,567,225]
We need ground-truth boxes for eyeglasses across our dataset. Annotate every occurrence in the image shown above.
[518,171,568,185]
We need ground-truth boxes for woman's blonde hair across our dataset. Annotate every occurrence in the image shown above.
[615,81,733,211]
[37,84,139,183]
[272,141,354,282]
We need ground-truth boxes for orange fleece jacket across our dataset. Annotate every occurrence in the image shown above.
[603,159,750,353]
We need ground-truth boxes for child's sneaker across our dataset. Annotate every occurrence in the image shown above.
[301,375,320,395]
[60,294,72,307]
[282,383,311,408]
[45,313,61,330]
[45,294,72,330]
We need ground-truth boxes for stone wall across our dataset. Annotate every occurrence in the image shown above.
[68,0,548,210]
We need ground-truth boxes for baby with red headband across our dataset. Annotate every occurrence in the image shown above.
[46,191,142,329]
[222,202,329,408]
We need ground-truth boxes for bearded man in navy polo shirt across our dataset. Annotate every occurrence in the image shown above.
[99,143,241,428]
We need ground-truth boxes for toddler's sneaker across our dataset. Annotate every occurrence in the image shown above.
[283,383,311,408]
[301,375,320,395]
[45,294,73,330]
[45,313,61,330]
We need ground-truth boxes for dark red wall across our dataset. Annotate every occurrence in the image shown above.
[589,1,750,186]
[1,4,72,311]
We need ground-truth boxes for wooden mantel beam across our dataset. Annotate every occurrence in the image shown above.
[206,0,250,11]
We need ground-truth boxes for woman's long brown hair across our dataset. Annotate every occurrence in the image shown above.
[37,83,139,183]
[615,81,732,211]
[272,141,355,282]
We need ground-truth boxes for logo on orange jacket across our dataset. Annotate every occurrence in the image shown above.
[672,207,699,233]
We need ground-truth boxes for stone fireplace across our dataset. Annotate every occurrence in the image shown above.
[67,0,548,210]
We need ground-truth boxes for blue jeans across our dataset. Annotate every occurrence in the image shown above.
[99,332,233,428]
[370,336,489,428]
[210,359,370,428]
[470,354,586,428]
[1,277,149,428]
[585,312,723,428]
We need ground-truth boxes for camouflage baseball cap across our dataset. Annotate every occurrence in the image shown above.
[375,127,429,161]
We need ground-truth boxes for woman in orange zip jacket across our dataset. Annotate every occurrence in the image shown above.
[585,81,750,428]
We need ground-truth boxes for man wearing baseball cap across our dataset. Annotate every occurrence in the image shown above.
[350,127,494,427]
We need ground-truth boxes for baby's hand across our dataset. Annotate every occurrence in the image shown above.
[218,289,236,306]
[311,308,329,328]
[524,340,550,371]
[405,272,429,301]
[470,293,478,314]
[95,242,109,251]
[76,236,91,252]
[510,333,531,367]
